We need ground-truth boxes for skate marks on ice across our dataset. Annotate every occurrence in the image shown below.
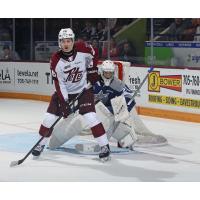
[135,144,191,156]
[0,133,38,153]
[35,151,176,182]
[0,132,198,181]
[0,133,176,181]
[0,132,131,155]
[0,132,198,166]
[134,145,200,165]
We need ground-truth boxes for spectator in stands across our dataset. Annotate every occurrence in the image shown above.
[95,21,107,41]
[102,37,119,59]
[193,19,200,41]
[91,39,102,57]
[76,33,87,42]
[182,18,200,41]
[0,23,12,41]
[91,39,98,48]
[0,45,20,61]
[72,20,82,39]
[119,42,134,62]
[81,21,96,41]
[110,19,134,35]
[168,18,190,40]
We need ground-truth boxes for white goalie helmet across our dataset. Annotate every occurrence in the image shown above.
[99,60,116,86]
[58,28,75,48]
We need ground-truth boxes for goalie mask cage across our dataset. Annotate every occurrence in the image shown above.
[98,61,124,81]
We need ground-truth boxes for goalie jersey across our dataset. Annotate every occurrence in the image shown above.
[93,77,136,112]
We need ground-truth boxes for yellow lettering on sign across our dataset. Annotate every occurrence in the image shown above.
[148,94,200,109]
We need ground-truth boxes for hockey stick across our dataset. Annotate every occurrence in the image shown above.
[10,116,62,167]
[10,83,91,167]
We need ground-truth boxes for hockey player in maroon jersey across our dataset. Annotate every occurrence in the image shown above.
[32,28,110,161]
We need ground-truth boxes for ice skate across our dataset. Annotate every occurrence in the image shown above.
[32,144,45,157]
[99,144,111,162]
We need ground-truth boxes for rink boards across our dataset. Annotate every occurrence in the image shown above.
[0,61,200,122]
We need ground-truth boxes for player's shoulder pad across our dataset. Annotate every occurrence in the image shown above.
[50,51,60,71]
[75,41,96,56]
[110,77,124,92]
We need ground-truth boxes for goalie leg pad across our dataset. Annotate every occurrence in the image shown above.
[95,101,114,131]
[112,116,138,148]
[111,96,129,122]
[129,107,167,146]
[130,107,155,136]
[112,122,132,141]
[81,102,114,135]
[118,129,137,149]
[49,113,84,149]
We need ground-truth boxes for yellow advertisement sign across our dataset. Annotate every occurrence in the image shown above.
[148,71,182,92]
[149,94,200,109]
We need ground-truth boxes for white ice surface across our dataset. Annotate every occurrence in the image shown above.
[0,99,200,182]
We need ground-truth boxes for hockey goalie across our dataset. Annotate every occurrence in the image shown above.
[48,60,167,152]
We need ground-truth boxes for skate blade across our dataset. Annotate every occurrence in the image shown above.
[32,155,41,160]
[99,156,111,163]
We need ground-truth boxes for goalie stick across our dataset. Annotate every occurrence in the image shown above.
[127,66,154,106]
[10,83,91,167]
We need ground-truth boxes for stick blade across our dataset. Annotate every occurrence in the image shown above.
[10,160,19,167]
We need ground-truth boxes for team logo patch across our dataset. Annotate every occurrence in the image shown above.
[64,67,83,83]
